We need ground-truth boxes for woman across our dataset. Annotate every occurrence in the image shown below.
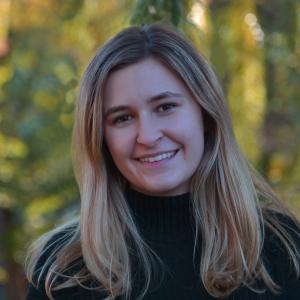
[25,24,300,300]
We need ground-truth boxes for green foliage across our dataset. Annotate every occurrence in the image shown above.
[130,0,193,27]
[0,0,132,297]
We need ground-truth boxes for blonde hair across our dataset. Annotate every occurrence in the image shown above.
[25,23,300,299]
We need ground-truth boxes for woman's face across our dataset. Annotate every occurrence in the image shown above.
[103,57,205,196]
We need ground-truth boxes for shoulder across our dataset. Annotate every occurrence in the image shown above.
[29,220,80,290]
[26,221,109,299]
[263,210,300,249]
[262,210,300,285]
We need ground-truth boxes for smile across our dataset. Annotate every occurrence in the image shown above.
[138,150,178,163]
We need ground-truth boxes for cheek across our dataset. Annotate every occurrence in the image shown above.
[190,122,205,151]
[104,128,120,159]
[178,117,205,156]
[173,115,204,141]
[104,128,135,160]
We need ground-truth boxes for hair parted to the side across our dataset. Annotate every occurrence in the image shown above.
[25,23,300,300]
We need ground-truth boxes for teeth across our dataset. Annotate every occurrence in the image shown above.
[139,151,177,163]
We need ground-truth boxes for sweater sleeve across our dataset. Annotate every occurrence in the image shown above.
[285,274,300,299]
[280,215,300,299]
[25,227,76,299]
[26,283,48,300]
[263,212,300,298]
[25,227,109,300]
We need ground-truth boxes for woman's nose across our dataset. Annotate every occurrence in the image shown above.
[136,116,163,146]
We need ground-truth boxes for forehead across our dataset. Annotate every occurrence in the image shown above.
[103,57,192,107]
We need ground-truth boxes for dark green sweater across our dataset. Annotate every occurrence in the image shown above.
[26,188,300,299]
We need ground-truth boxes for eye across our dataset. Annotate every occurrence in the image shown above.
[157,103,177,113]
[112,114,133,124]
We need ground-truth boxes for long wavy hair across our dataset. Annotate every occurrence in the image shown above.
[25,24,300,300]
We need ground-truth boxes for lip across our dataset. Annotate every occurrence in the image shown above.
[135,149,179,168]
[135,149,179,160]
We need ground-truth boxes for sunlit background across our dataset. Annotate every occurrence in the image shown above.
[0,1,299,299]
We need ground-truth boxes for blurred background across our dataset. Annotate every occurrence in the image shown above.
[0,0,299,299]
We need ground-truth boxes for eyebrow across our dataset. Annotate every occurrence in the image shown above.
[104,91,184,118]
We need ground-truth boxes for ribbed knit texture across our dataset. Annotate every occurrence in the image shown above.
[26,187,300,299]
[124,187,205,300]
[125,186,195,242]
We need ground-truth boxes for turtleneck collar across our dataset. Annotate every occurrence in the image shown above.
[125,186,195,243]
